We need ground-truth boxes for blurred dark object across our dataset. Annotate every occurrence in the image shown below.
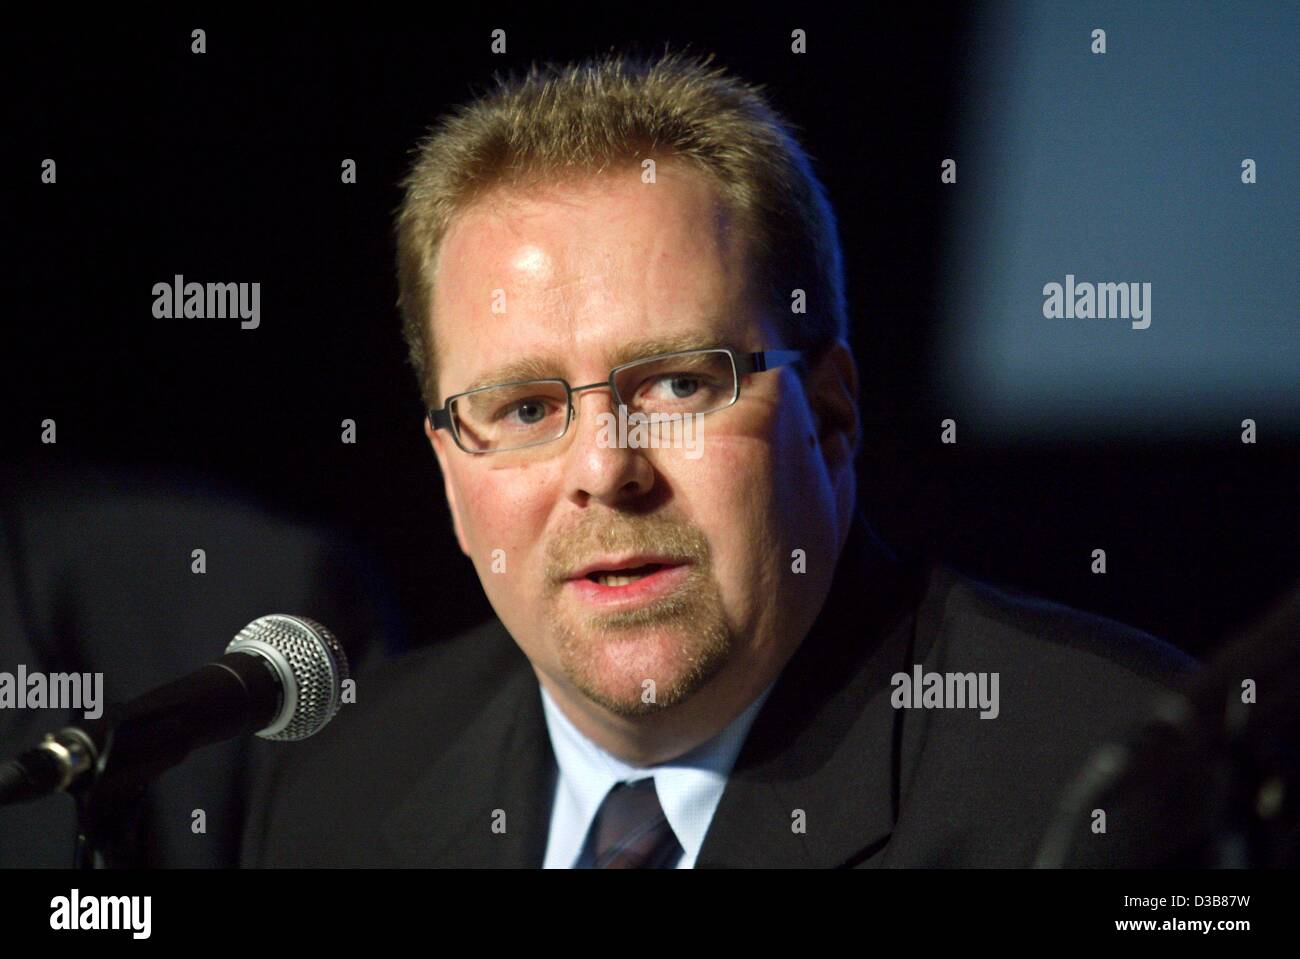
[0,462,401,867]
[1036,576,1300,868]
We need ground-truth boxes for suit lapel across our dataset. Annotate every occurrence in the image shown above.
[380,648,557,867]
[696,514,925,867]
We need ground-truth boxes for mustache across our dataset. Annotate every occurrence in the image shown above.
[544,513,711,584]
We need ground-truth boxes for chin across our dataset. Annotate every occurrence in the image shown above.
[556,617,733,717]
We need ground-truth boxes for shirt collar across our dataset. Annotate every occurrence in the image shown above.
[539,679,776,866]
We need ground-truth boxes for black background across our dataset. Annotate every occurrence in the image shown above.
[3,8,1296,658]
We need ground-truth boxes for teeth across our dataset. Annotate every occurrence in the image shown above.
[595,572,648,587]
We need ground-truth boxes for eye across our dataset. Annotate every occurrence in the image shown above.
[644,373,704,400]
[663,374,700,399]
[499,398,555,427]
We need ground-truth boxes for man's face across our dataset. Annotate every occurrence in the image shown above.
[425,161,849,730]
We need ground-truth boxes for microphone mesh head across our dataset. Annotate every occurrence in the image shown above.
[227,615,350,741]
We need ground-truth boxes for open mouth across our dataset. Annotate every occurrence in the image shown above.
[585,563,671,587]
[564,558,692,607]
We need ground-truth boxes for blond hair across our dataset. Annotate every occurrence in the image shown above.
[395,49,847,409]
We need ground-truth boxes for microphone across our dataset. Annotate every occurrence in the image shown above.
[0,614,349,806]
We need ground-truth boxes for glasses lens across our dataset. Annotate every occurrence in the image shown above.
[451,380,570,452]
[614,350,738,415]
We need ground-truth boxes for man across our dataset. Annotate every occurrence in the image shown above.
[240,51,1193,868]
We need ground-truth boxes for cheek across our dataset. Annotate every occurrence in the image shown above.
[678,379,818,524]
[454,463,555,575]
[670,389,828,627]
[665,430,784,623]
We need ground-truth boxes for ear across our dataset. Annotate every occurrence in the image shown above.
[804,339,860,475]
[425,413,471,557]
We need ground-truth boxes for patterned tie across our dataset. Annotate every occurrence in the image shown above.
[588,778,683,869]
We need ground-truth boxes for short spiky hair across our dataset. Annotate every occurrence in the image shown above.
[394,50,847,410]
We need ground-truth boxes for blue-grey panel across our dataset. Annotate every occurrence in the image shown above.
[937,1,1299,439]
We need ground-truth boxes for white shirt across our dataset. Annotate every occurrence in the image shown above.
[540,680,776,868]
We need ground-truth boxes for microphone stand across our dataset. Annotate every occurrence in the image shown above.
[51,709,159,870]
[74,779,147,870]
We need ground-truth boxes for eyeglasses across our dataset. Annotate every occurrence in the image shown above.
[428,347,805,454]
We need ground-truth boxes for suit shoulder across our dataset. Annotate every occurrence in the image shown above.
[273,617,523,766]
[349,618,525,719]
[916,562,1196,691]
[886,564,1198,864]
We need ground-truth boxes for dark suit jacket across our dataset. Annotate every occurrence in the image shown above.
[240,512,1195,868]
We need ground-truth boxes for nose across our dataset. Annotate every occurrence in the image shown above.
[561,386,656,507]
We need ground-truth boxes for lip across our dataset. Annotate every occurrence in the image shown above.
[564,555,689,582]
[563,557,692,609]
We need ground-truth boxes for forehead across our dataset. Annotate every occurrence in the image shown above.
[429,162,761,397]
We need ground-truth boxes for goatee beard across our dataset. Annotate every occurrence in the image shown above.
[544,514,732,716]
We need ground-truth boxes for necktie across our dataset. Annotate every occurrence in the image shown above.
[588,778,683,869]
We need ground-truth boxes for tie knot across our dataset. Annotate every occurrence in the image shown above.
[589,778,682,869]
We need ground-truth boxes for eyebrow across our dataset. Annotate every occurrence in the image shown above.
[458,330,734,394]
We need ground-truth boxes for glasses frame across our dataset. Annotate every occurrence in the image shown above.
[428,347,806,455]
